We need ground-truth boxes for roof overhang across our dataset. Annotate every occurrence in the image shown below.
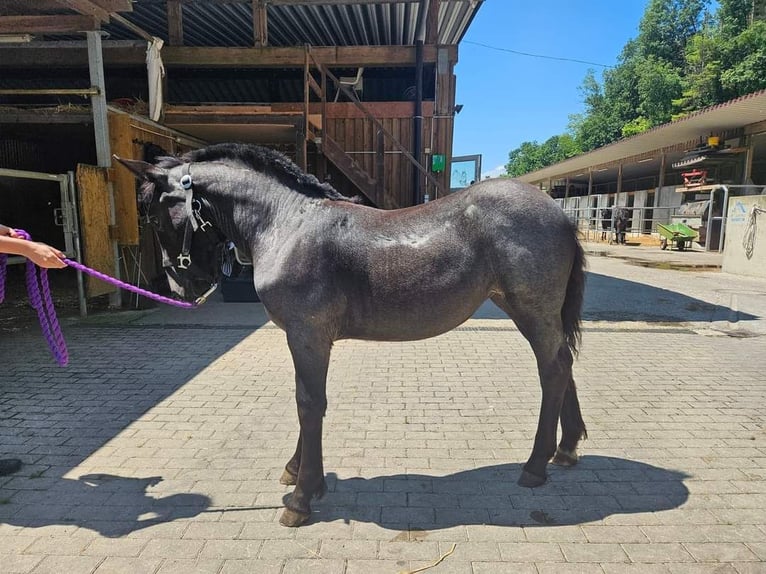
[518,89,766,185]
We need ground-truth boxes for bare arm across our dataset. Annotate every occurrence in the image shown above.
[0,233,67,269]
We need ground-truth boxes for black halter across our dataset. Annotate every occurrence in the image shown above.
[160,164,222,304]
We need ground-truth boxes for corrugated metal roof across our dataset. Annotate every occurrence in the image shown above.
[101,1,482,47]
[518,89,766,184]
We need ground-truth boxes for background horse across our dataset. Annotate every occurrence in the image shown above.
[117,143,588,527]
[600,207,612,241]
[613,207,630,244]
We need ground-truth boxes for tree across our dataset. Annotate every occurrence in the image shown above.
[638,0,708,66]
[505,141,545,177]
[673,23,722,117]
[719,20,766,97]
[505,134,582,177]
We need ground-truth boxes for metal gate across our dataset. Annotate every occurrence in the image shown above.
[0,167,86,315]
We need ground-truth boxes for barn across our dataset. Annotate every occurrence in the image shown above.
[0,0,483,311]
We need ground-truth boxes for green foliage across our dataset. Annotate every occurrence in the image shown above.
[505,134,581,177]
[504,0,766,176]
[719,20,766,97]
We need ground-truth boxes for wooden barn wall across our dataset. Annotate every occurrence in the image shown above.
[108,110,196,246]
[323,102,441,209]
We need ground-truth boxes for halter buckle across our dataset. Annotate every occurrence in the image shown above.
[177,253,191,270]
[192,200,212,231]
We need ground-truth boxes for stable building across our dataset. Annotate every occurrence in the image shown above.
[517,89,766,261]
[0,0,483,311]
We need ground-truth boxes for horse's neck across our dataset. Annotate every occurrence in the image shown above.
[216,175,314,252]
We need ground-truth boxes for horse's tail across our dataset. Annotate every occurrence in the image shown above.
[562,224,586,356]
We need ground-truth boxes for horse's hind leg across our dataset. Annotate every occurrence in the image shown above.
[279,330,331,527]
[491,295,577,487]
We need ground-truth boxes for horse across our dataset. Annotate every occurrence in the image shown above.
[613,207,630,245]
[600,208,612,241]
[115,142,588,527]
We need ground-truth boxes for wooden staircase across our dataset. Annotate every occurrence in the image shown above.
[313,131,378,205]
[303,46,442,209]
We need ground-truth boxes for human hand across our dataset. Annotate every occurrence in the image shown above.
[25,242,67,269]
[0,224,21,238]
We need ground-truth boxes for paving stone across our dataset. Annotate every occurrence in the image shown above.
[1,253,766,573]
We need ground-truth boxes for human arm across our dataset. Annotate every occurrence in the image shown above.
[0,224,21,239]
[0,235,67,269]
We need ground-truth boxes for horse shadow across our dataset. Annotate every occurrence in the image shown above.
[474,272,757,325]
[0,473,211,537]
[300,456,689,529]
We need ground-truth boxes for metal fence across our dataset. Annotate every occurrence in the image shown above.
[554,185,766,251]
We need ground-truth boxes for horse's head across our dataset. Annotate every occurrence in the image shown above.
[115,155,224,303]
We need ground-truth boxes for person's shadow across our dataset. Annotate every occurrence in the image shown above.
[294,456,689,529]
[0,473,210,537]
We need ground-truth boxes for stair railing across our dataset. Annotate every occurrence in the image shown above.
[303,45,443,202]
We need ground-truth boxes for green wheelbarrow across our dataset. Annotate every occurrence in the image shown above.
[657,222,698,251]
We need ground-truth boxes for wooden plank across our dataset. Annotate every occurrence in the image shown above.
[0,14,97,33]
[93,0,132,11]
[252,0,267,47]
[53,0,110,22]
[108,112,139,245]
[76,164,116,298]
[425,0,439,45]
[167,0,183,45]
[0,44,455,68]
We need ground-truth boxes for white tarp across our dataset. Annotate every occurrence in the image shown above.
[146,37,165,122]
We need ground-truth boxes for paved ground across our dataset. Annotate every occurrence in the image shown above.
[1,243,765,574]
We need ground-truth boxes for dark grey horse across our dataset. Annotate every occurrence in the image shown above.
[116,143,587,527]
[613,207,630,244]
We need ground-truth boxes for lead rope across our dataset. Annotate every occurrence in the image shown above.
[1,230,68,366]
[1,230,211,367]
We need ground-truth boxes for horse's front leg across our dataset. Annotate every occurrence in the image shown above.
[279,331,331,527]
[279,434,301,486]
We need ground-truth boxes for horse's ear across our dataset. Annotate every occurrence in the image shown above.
[113,156,166,181]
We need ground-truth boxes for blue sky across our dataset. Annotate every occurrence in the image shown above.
[453,1,649,178]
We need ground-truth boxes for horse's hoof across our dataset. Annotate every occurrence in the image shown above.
[279,507,310,527]
[552,447,578,467]
[279,469,297,486]
[517,470,547,488]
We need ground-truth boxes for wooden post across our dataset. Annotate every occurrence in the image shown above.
[87,31,121,307]
[616,164,623,197]
[742,135,754,184]
[167,0,183,46]
[655,153,665,208]
[253,0,268,47]
[376,129,385,204]
[426,0,439,45]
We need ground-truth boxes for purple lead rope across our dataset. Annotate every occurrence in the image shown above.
[1,230,200,367]
[0,230,69,366]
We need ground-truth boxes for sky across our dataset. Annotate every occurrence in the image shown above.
[453,0,649,179]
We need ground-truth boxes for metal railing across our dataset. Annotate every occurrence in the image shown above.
[555,185,766,251]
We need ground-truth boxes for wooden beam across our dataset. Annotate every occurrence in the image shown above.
[268,0,419,4]
[252,0,267,47]
[167,0,183,45]
[53,0,111,22]
[0,43,457,68]
[91,0,132,11]
[111,13,153,41]
[0,15,98,34]
[425,0,439,45]
[170,0,419,4]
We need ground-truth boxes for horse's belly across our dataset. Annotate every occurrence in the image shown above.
[341,291,487,341]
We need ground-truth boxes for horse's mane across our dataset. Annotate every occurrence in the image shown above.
[157,143,359,203]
